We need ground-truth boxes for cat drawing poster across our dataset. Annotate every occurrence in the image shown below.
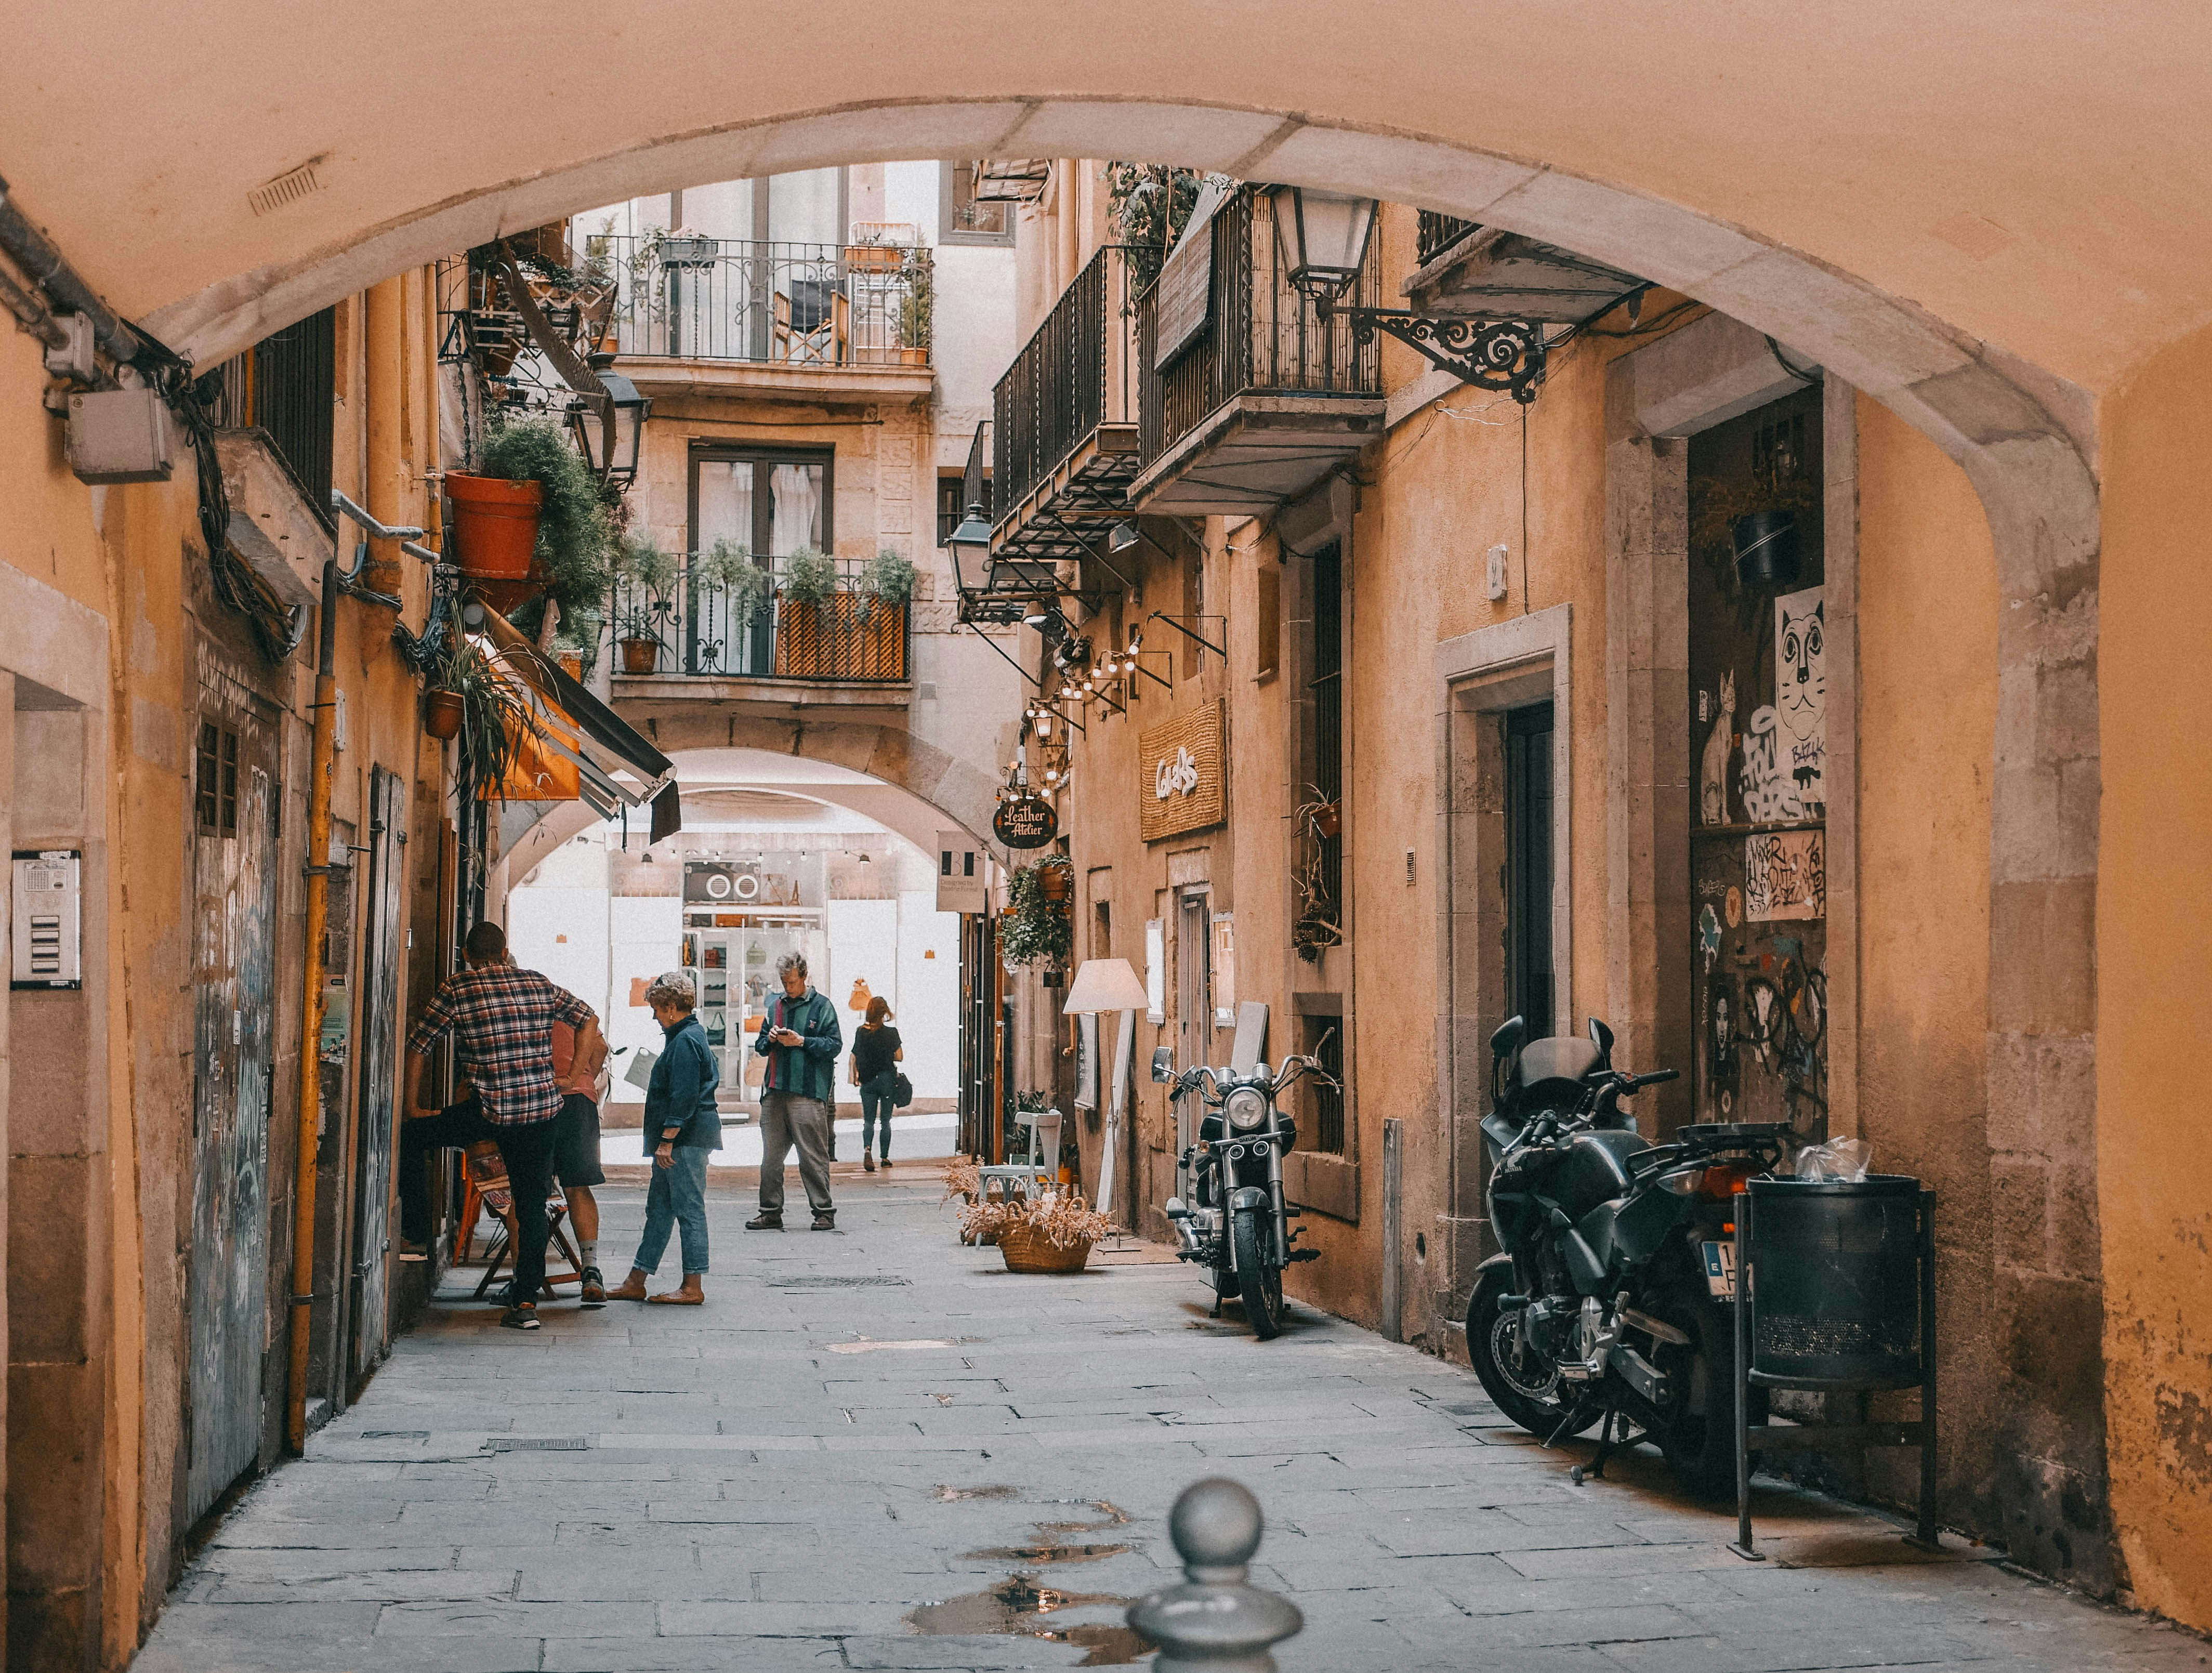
[1700,669,1735,825]
[1774,585,1825,812]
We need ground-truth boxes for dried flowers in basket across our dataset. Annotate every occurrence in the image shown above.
[963,1190,1114,1274]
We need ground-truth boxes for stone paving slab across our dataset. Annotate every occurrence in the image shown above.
[136,1177,2208,1672]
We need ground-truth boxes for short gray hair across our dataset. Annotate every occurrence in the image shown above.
[775,951,808,982]
[644,970,696,1011]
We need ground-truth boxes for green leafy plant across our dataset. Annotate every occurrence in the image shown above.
[477,417,612,624]
[1104,163,1216,291]
[897,248,934,352]
[1000,857,1074,968]
[426,635,548,805]
[612,532,677,646]
[779,545,839,611]
[703,536,774,627]
[863,547,916,610]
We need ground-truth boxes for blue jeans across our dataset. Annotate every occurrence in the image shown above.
[860,1077,896,1157]
[633,1144,710,1276]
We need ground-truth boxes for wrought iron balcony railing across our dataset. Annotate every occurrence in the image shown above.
[991,243,1138,520]
[1416,212,1483,267]
[610,555,910,684]
[1138,187,1382,469]
[587,233,932,370]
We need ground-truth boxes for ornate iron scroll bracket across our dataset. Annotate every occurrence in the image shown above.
[1335,308,1549,405]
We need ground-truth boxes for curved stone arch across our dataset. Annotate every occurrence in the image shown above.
[188,98,2098,1575]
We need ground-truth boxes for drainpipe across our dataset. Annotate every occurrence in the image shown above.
[287,559,340,1453]
[364,277,407,598]
[0,173,142,365]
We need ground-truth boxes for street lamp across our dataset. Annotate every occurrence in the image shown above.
[947,498,993,597]
[568,352,649,488]
[1265,186,1380,303]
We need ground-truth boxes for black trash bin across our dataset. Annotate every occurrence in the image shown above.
[1730,1175,1937,1559]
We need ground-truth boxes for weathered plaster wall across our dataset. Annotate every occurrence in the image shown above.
[1852,394,2006,1533]
[2095,320,2212,1632]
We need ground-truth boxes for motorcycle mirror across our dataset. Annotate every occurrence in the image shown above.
[1151,1047,1175,1084]
[1491,1016,1526,1058]
[1588,1017,1615,1060]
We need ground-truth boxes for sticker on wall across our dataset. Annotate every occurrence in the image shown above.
[1698,902,1723,971]
[1724,886,1743,929]
[1700,669,1736,825]
[1743,828,1826,921]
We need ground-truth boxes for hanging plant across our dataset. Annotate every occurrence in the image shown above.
[1000,858,1074,967]
[863,546,916,611]
[780,545,839,611]
[703,536,775,627]
[897,248,934,359]
[1103,163,1221,292]
[477,417,613,624]
[425,636,548,806]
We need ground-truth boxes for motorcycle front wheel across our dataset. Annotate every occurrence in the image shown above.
[1465,1265,1600,1440]
[1231,1209,1285,1339]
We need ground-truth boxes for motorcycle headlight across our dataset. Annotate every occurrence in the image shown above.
[1223,1086,1270,1131]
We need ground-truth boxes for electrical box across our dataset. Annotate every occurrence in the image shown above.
[42,313,98,385]
[66,387,176,484]
[12,849,83,990]
[1486,543,1511,602]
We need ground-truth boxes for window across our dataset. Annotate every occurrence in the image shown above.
[938,470,991,546]
[1302,1012,1345,1155]
[941,162,1015,246]
[197,307,337,524]
[197,719,240,837]
[692,446,833,560]
[1309,541,1344,923]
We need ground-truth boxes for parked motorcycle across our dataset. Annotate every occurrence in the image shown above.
[1155,1038,1333,1339]
[1465,1015,1791,1495]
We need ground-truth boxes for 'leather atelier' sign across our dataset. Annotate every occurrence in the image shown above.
[1140,700,1227,843]
[993,794,1058,850]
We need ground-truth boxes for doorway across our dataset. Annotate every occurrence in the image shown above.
[1175,889,1212,1157]
[1505,701,1556,1040]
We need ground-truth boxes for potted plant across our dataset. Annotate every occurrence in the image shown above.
[959,1189,1113,1274]
[862,546,916,616]
[774,545,841,675]
[613,531,677,675]
[1001,859,1074,969]
[896,249,933,366]
[456,419,612,618]
[779,545,838,612]
[423,636,547,805]
[702,536,774,630]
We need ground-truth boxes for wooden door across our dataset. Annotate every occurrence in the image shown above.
[348,767,406,1385]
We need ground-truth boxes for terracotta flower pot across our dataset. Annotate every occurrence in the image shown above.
[557,653,584,681]
[1040,867,1071,902]
[445,472,543,581]
[424,689,465,740]
[620,637,660,675]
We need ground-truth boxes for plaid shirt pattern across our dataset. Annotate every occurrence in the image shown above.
[407,965,594,1126]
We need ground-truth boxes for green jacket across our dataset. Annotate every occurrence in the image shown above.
[752,985,841,1103]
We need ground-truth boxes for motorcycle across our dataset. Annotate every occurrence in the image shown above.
[1153,1037,1333,1339]
[1464,1015,1792,1495]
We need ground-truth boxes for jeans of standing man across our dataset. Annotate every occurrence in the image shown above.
[399,1093,499,1246]
[859,1076,896,1158]
[633,1144,711,1275]
[492,1117,561,1303]
[758,1091,834,1218]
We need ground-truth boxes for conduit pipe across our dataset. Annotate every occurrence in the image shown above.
[363,277,408,598]
[0,173,142,365]
[287,559,340,1453]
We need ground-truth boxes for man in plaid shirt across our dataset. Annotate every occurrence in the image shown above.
[402,921,600,1329]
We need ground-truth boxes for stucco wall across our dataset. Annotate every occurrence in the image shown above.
[2095,319,2212,1630]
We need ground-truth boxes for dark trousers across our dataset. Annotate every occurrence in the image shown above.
[400,1096,561,1302]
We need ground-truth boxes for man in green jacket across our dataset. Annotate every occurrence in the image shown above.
[749,951,842,1230]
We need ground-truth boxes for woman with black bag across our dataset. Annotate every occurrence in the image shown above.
[850,995,904,1171]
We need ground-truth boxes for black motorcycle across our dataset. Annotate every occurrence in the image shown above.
[1155,1040,1331,1339]
[1465,1015,1790,1495]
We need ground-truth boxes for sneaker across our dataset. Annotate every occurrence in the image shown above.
[745,1213,784,1231]
[580,1268,607,1307]
[811,1214,837,1232]
[863,1154,876,1173]
[499,1303,540,1331]
[880,1156,893,1168]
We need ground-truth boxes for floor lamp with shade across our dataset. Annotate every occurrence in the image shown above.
[1061,959,1149,1219]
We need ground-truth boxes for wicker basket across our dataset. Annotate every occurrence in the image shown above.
[996,1222,1094,1274]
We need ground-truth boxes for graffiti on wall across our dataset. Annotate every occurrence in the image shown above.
[1744,827,1826,920]
[1699,669,1736,825]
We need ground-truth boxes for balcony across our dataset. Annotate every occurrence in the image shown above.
[589,233,934,400]
[985,244,1140,581]
[1403,221,1646,325]
[609,555,909,706]
[1132,187,1386,518]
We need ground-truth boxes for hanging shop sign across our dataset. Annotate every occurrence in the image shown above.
[1139,700,1227,842]
[993,792,1059,850]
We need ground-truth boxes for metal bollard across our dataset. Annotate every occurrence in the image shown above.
[1128,1478,1303,1672]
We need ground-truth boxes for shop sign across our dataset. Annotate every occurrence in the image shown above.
[1140,700,1227,842]
[993,793,1058,850]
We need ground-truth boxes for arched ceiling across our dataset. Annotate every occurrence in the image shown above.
[2,2,2208,396]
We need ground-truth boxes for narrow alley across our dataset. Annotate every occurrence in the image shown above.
[141,1167,2198,1673]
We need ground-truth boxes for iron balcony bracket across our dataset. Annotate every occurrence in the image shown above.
[1333,307,1549,404]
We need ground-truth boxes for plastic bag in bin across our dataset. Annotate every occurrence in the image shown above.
[1793,1136,1873,1182]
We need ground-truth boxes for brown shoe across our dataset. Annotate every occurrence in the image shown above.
[811,1214,837,1231]
[863,1153,876,1173]
[745,1213,783,1231]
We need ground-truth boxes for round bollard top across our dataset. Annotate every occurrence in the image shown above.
[1171,1478,1263,1583]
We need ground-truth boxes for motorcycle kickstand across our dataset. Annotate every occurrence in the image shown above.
[1572,1408,1650,1486]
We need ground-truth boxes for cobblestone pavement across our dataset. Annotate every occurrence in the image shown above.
[141,1170,2207,1672]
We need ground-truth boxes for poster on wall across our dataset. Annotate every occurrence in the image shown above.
[1209,913,1237,1027]
[1144,917,1166,1023]
[1740,584,1826,822]
[1743,828,1826,920]
[1075,1012,1098,1110]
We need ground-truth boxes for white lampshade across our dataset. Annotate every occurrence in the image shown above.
[1061,957,1150,1016]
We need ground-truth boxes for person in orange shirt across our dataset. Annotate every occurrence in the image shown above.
[549,1011,610,1304]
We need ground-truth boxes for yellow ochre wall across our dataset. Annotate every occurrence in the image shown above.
[2095,318,2212,1631]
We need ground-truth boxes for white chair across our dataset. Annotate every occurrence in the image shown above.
[976,1108,1064,1207]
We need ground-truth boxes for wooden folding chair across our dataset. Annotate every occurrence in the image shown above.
[772,283,849,365]
[460,1139,585,1301]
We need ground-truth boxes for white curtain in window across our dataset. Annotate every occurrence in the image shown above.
[694,460,753,555]
[769,463,824,556]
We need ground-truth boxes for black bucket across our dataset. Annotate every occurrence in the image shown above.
[1745,1175,1925,1390]
[1733,509,1802,589]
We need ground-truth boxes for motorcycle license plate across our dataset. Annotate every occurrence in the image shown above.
[1701,1240,1738,1299]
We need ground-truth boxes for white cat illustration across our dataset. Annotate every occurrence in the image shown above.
[1700,669,1735,825]
[1775,586,1826,809]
